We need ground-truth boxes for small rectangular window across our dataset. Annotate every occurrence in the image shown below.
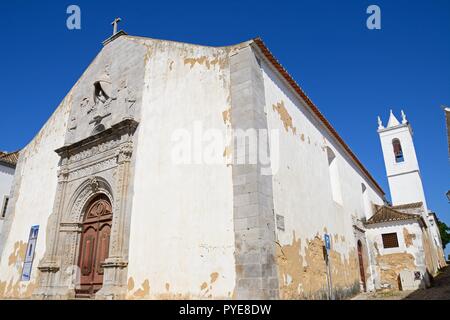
[382,233,399,248]
[1,196,9,218]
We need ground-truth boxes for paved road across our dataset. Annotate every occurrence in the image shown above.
[352,266,450,300]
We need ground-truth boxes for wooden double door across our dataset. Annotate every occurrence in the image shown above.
[76,195,112,297]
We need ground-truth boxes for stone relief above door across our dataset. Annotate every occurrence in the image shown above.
[66,61,139,145]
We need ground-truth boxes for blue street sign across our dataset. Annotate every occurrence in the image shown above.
[324,234,331,251]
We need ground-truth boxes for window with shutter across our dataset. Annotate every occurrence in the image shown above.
[382,233,399,248]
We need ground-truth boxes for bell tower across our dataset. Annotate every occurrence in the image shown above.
[377,110,428,210]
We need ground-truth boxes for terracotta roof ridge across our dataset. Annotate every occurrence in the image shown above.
[366,205,420,225]
[251,37,384,196]
[0,150,20,166]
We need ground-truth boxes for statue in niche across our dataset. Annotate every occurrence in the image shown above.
[88,64,115,115]
[93,80,115,109]
[88,78,114,133]
[94,81,111,105]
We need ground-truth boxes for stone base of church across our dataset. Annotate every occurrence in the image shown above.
[32,285,127,300]
[32,287,77,300]
[95,286,127,300]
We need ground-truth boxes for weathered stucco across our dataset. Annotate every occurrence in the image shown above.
[0,92,71,298]
[376,252,416,290]
[260,53,384,299]
[276,232,360,299]
[126,38,236,299]
[0,35,443,300]
[366,220,428,290]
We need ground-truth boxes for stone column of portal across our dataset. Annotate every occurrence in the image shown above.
[96,140,133,299]
[230,44,279,300]
[34,164,70,299]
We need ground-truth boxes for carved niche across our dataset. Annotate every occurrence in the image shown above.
[67,63,138,145]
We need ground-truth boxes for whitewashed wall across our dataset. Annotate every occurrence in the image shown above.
[126,39,236,299]
[0,98,70,298]
[261,58,385,298]
[365,221,427,290]
[378,125,427,210]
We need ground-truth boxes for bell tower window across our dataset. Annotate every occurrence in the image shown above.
[392,138,404,163]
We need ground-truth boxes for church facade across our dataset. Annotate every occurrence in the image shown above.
[0,30,445,300]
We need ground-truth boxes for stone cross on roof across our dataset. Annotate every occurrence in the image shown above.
[111,17,122,35]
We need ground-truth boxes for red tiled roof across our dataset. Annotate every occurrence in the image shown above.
[366,206,420,225]
[252,37,384,196]
[0,150,20,167]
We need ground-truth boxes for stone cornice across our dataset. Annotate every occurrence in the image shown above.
[55,118,138,158]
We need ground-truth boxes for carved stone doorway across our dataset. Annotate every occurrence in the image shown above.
[357,240,367,292]
[76,194,113,298]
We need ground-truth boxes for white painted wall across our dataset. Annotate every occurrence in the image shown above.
[0,164,15,234]
[126,39,236,299]
[365,220,428,289]
[0,97,70,297]
[261,58,385,295]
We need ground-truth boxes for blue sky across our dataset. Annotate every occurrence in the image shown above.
[0,1,449,255]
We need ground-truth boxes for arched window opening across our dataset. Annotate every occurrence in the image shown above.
[94,81,110,104]
[361,183,371,219]
[392,138,404,163]
[326,147,343,205]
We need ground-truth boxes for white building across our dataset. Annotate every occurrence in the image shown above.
[0,151,18,235]
[363,111,446,291]
[0,29,445,300]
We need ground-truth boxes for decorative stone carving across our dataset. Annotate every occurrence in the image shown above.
[88,176,100,192]
[68,116,77,131]
[118,141,133,163]
[36,118,138,300]
[116,79,136,117]
[68,158,117,180]
[80,97,90,109]
[69,139,118,163]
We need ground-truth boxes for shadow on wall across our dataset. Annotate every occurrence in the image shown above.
[402,266,450,300]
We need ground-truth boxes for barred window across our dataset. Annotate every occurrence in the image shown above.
[382,233,399,248]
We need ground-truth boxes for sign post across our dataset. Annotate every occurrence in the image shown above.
[323,234,334,300]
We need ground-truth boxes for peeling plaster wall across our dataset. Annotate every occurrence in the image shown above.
[0,36,148,299]
[426,215,447,270]
[126,39,236,299]
[0,99,71,299]
[260,59,384,299]
[365,221,427,290]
